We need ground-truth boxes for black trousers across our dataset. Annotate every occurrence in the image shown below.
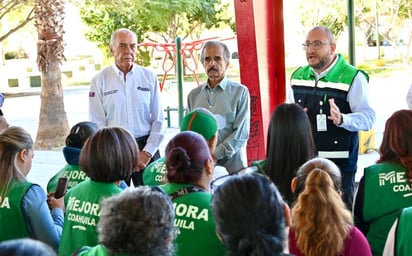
[125,135,160,187]
[341,171,355,210]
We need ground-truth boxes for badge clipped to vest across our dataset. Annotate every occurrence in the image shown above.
[317,99,327,132]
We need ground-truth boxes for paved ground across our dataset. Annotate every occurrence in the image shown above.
[3,71,411,190]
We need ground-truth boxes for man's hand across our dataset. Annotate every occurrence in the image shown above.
[328,98,343,126]
[138,151,151,169]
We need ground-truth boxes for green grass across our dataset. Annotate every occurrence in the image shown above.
[357,58,409,77]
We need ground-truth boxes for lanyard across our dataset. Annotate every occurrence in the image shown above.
[169,186,206,201]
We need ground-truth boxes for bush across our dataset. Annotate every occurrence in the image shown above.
[4,51,29,60]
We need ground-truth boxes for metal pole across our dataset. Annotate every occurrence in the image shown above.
[175,37,184,124]
[375,0,380,59]
[348,0,355,65]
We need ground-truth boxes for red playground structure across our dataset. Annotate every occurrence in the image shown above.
[140,1,285,164]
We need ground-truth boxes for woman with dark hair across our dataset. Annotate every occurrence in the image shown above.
[58,127,139,256]
[0,127,64,250]
[160,131,226,256]
[354,109,412,255]
[74,186,177,256]
[47,121,98,194]
[252,103,316,205]
[212,174,291,256]
[290,158,371,256]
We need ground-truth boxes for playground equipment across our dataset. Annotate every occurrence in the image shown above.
[139,0,286,164]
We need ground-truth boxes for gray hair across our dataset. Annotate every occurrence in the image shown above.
[109,28,137,46]
[98,186,176,256]
[200,41,231,65]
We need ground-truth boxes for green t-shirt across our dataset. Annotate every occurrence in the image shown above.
[0,180,33,241]
[143,157,167,186]
[396,207,412,256]
[47,164,88,193]
[363,162,412,255]
[58,180,122,256]
[160,183,226,256]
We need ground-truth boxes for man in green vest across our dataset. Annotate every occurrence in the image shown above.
[290,26,376,209]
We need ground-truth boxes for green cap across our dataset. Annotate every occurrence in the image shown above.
[180,107,224,140]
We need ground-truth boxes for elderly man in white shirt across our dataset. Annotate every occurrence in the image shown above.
[89,28,165,187]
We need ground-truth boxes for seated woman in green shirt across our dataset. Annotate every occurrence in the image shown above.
[58,127,139,256]
[160,131,226,256]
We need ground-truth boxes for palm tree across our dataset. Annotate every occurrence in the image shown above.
[34,0,69,149]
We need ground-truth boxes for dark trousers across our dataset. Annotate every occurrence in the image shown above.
[125,135,160,187]
[341,171,355,211]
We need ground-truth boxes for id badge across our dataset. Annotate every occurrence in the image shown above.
[316,114,327,131]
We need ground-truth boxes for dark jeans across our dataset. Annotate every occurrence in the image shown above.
[125,135,160,187]
[341,171,355,211]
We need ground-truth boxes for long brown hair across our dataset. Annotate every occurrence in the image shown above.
[292,158,352,256]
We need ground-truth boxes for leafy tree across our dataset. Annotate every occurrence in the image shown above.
[295,1,348,39]
[79,0,150,65]
[78,0,233,64]
[355,0,412,65]
[293,0,412,66]
[0,0,35,43]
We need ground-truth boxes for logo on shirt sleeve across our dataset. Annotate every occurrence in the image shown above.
[89,92,95,97]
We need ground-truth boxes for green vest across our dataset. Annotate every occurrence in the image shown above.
[143,157,167,186]
[291,54,366,172]
[362,162,412,255]
[0,180,33,241]
[47,164,88,193]
[58,180,122,256]
[160,183,226,256]
[395,206,412,256]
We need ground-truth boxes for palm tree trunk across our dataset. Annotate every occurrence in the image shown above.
[34,0,69,149]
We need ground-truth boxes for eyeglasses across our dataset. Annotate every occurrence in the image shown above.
[302,41,330,50]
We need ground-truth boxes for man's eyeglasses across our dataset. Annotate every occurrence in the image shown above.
[302,41,330,50]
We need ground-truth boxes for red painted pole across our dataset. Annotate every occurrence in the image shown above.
[234,0,286,164]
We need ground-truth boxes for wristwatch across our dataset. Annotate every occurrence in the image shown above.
[143,151,152,158]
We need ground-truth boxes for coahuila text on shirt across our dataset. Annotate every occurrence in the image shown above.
[173,202,208,231]
[66,196,100,228]
[0,197,10,208]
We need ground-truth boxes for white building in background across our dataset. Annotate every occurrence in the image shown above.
[0,3,102,91]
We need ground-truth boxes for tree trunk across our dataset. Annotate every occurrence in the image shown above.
[34,0,69,150]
